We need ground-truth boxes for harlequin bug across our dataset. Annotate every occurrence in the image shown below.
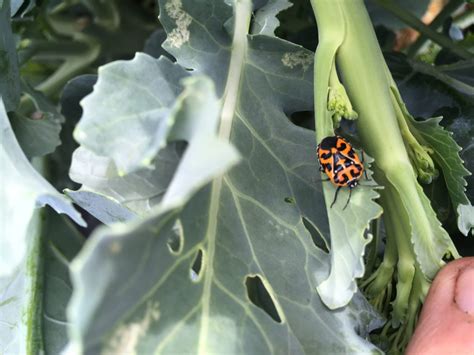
[317,135,367,210]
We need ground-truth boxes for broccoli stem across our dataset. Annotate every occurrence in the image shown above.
[311,0,346,142]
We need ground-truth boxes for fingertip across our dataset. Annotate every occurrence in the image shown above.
[406,257,474,355]
[455,262,474,315]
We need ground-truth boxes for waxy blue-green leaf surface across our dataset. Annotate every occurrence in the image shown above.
[74,55,189,174]
[66,0,382,353]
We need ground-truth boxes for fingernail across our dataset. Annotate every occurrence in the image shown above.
[455,267,474,315]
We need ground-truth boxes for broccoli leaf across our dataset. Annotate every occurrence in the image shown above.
[74,55,189,175]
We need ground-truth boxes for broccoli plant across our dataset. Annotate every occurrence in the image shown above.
[0,0,472,354]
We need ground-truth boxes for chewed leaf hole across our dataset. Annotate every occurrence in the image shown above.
[284,197,295,204]
[245,275,282,323]
[302,216,330,253]
[442,252,455,263]
[167,219,184,255]
[289,111,314,131]
[190,248,204,282]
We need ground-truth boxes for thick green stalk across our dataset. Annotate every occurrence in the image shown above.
[311,0,346,142]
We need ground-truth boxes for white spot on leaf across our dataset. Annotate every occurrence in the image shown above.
[103,301,160,355]
[165,0,192,48]
[281,51,313,70]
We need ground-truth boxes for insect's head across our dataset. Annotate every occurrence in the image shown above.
[319,136,339,150]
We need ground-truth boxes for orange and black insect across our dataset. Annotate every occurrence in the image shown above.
[317,135,367,209]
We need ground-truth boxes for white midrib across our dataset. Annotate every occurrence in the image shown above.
[197,1,252,354]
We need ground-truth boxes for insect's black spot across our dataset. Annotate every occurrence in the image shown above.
[339,173,349,183]
[320,151,332,160]
[334,165,344,173]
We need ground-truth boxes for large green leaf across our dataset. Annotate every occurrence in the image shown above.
[0,97,85,277]
[69,190,381,354]
[0,0,20,111]
[66,0,382,353]
[74,55,189,175]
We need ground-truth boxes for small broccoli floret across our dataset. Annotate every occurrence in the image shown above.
[328,83,358,122]
[327,66,358,125]
[407,144,438,184]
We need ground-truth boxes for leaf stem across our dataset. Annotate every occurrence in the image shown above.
[198,1,252,353]
[371,0,473,60]
[407,0,464,58]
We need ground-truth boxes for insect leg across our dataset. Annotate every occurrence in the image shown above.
[343,188,352,210]
[330,186,342,208]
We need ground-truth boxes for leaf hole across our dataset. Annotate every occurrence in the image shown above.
[284,197,295,204]
[289,111,314,131]
[442,252,455,264]
[190,248,204,282]
[302,216,330,253]
[167,219,184,255]
[245,275,282,323]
